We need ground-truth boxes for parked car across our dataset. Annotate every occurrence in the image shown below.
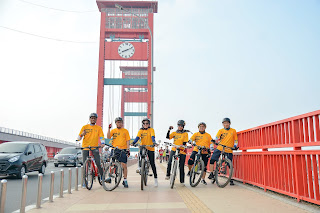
[54,147,82,167]
[0,141,48,178]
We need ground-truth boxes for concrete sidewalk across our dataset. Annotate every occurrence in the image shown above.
[27,160,317,213]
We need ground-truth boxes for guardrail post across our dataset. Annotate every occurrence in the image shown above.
[20,175,28,213]
[59,169,64,198]
[36,174,43,208]
[0,180,7,213]
[81,166,84,187]
[75,167,79,191]
[49,171,54,202]
[68,168,72,194]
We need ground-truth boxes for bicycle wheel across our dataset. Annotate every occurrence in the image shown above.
[144,161,150,186]
[102,161,123,191]
[84,159,93,190]
[170,159,178,189]
[141,158,145,190]
[189,159,204,187]
[215,158,233,188]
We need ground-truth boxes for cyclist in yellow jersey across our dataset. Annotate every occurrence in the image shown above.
[107,117,131,188]
[165,120,189,186]
[208,118,238,185]
[132,118,158,186]
[187,122,213,185]
[77,113,104,182]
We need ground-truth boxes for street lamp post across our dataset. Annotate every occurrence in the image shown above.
[115,4,154,127]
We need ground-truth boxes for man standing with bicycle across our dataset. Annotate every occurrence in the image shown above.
[187,122,213,185]
[132,118,158,187]
[165,120,188,186]
[77,113,105,183]
[208,118,238,185]
[107,117,131,188]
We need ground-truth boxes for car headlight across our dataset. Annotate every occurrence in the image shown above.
[8,156,20,163]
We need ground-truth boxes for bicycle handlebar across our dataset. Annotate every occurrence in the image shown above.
[104,144,128,152]
[164,142,188,149]
[77,146,101,150]
[215,142,238,150]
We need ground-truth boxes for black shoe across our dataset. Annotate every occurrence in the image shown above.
[201,179,207,185]
[208,172,214,180]
[187,171,191,176]
[230,180,235,186]
[123,180,128,188]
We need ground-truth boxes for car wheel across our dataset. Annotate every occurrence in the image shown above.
[54,164,58,167]
[64,164,67,167]
[39,164,46,174]
[17,165,26,179]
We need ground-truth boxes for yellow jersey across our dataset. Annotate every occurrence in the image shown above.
[110,128,130,149]
[216,128,238,153]
[137,128,155,151]
[79,124,104,150]
[190,132,213,153]
[169,131,189,155]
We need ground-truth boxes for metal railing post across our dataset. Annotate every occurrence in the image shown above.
[36,174,43,208]
[0,180,7,213]
[59,169,64,198]
[75,167,79,191]
[81,166,84,187]
[49,171,54,202]
[68,168,72,194]
[20,175,28,213]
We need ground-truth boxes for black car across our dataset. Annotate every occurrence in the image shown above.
[54,147,82,167]
[0,141,48,178]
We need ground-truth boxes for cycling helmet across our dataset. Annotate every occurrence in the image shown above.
[198,122,206,128]
[115,117,123,123]
[177,120,186,127]
[222,118,231,123]
[142,118,150,124]
[89,113,98,118]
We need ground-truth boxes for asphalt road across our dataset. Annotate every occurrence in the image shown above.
[0,162,82,213]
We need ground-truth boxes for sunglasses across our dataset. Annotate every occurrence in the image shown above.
[143,122,149,125]
[90,117,97,119]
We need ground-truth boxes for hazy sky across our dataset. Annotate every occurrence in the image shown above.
[0,0,319,144]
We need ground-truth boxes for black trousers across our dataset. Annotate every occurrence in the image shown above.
[166,150,186,183]
[82,149,103,177]
[140,149,158,178]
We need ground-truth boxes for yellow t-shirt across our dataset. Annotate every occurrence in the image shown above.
[169,131,189,155]
[110,128,130,149]
[216,128,238,153]
[79,124,104,150]
[190,132,213,153]
[137,128,155,151]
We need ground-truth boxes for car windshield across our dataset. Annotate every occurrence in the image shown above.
[0,143,28,153]
[59,148,77,154]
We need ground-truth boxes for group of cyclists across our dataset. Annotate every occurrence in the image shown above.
[77,113,239,188]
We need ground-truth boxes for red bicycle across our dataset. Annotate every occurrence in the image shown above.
[80,146,104,190]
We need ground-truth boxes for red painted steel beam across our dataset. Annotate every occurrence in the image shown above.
[96,1,158,13]
[124,92,148,103]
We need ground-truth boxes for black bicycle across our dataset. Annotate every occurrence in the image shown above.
[165,142,187,189]
[136,144,154,190]
[213,143,237,188]
[101,144,126,191]
[189,144,210,187]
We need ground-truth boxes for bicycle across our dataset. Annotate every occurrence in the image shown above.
[212,143,237,188]
[101,144,126,191]
[136,144,154,190]
[189,144,210,187]
[164,142,187,189]
[79,146,103,190]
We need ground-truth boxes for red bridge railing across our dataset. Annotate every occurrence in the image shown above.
[234,110,320,205]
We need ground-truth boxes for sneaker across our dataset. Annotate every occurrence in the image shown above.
[154,178,158,187]
[123,180,128,188]
[230,180,235,186]
[136,167,141,174]
[208,172,214,180]
[187,171,191,176]
[104,177,111,183]
[201,179,207,185]
[165,176,170,180]
[82,183,86,188]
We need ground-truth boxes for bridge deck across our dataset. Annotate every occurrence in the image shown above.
[28,161,315,213]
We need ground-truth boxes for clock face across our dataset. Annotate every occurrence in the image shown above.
[118,42,135,58]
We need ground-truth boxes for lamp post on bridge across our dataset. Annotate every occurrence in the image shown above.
[115,3,154,127]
